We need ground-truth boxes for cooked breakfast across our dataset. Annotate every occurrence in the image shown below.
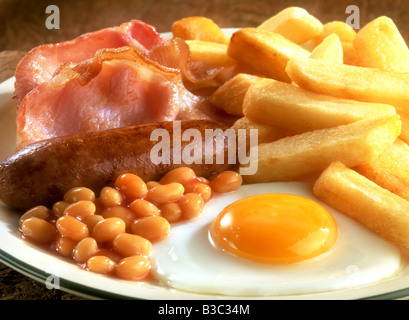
[2,6,409,297]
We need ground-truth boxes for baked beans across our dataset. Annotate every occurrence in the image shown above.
[64,187,96,203]
[146,181,161,190]
[87,255,116,274]
[114,173,148,200]
[92,217,126,243]
[21,217,56,244]
[209,171,243,193]
[113,233,152,257]
[158,202,182,222]
[52,201,69,217]
[97,248,122,263]
[82,215,104,234]
[73,237,99,263]
[148,182,184,204]
[115,255,151,281]
[20,205,51,227]
[128,199,160,218]
[130,216,170,242]
[19,168,242,281]
[56,215,89,241]
[64,200,96,219]
[179,193,205,219]
[54,235,76,257]
[197,176,210,185]
[102,206,136,228]
[159,167,197,186]
[99,187,124,207]
[184,182,212,201]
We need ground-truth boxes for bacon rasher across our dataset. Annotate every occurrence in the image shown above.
[14,20,166,104]
[14,21,235,149]
[16,45,234,149]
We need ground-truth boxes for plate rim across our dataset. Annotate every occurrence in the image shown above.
[3,235,409,301]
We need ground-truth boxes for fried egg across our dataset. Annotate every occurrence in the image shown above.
[151,182,401,297]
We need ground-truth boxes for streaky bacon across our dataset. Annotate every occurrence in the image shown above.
[16,47,235,149]
[14,20,165,104]
[148,37,223,86]
[16,47,181,148]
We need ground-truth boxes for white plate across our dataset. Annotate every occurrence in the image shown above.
[2,39,409,300]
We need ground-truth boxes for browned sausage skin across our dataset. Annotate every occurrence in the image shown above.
[0,120,237,211]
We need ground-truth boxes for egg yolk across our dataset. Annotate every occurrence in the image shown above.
[209,193,338,264]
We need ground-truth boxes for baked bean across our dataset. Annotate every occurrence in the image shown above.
[184,183,212,201]
[99,187,124,207]
[86,256,116,274]
[73,237,99,263]
[19,205,51,227]
[179,193,204,219]
[114,173,147,200]
[159,202,182,222]
[130,216,170,242]
[82,215,104,234]
[92,217,126,243]
[148,183,184,204]
[64,187,96,203]
[146,181,161,190]
[159,167,197,186]
[21,217,57,244]
[102,206,136,228]
[209,171,243,193]
[113,233,152,257]
[97,248,122,263]
[52,201,69,217]
[197,176,210,185]
[64,200,96,219]
[128,199,160,218]
[56,215,89,241]
[115,255,151,281]
[54,235,77,257]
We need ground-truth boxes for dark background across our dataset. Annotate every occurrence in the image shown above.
[1,0,409,51]
[0,0,407,300]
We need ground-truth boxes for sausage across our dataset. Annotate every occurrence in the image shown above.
[0,120,238,211]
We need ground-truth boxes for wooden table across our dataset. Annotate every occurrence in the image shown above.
[1,0,409,300]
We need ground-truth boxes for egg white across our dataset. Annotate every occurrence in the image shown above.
[151,182,401,297]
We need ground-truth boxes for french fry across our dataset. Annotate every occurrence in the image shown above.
[230,116,293,149]
[355,139,409,201]
[209,73,259,116]
[286,57,409,142]
[305,21,359,65]
[172,17,229,44]
[227,28,309,82]
[257,7,323,44]
[242,78,396,133]
[241,115,401,183]
[186,40,235,67]
[310,34,343,63]
[354,16,409,72]
[313,161,409,257]
[341,41,361,66]
[309,21,356,47]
